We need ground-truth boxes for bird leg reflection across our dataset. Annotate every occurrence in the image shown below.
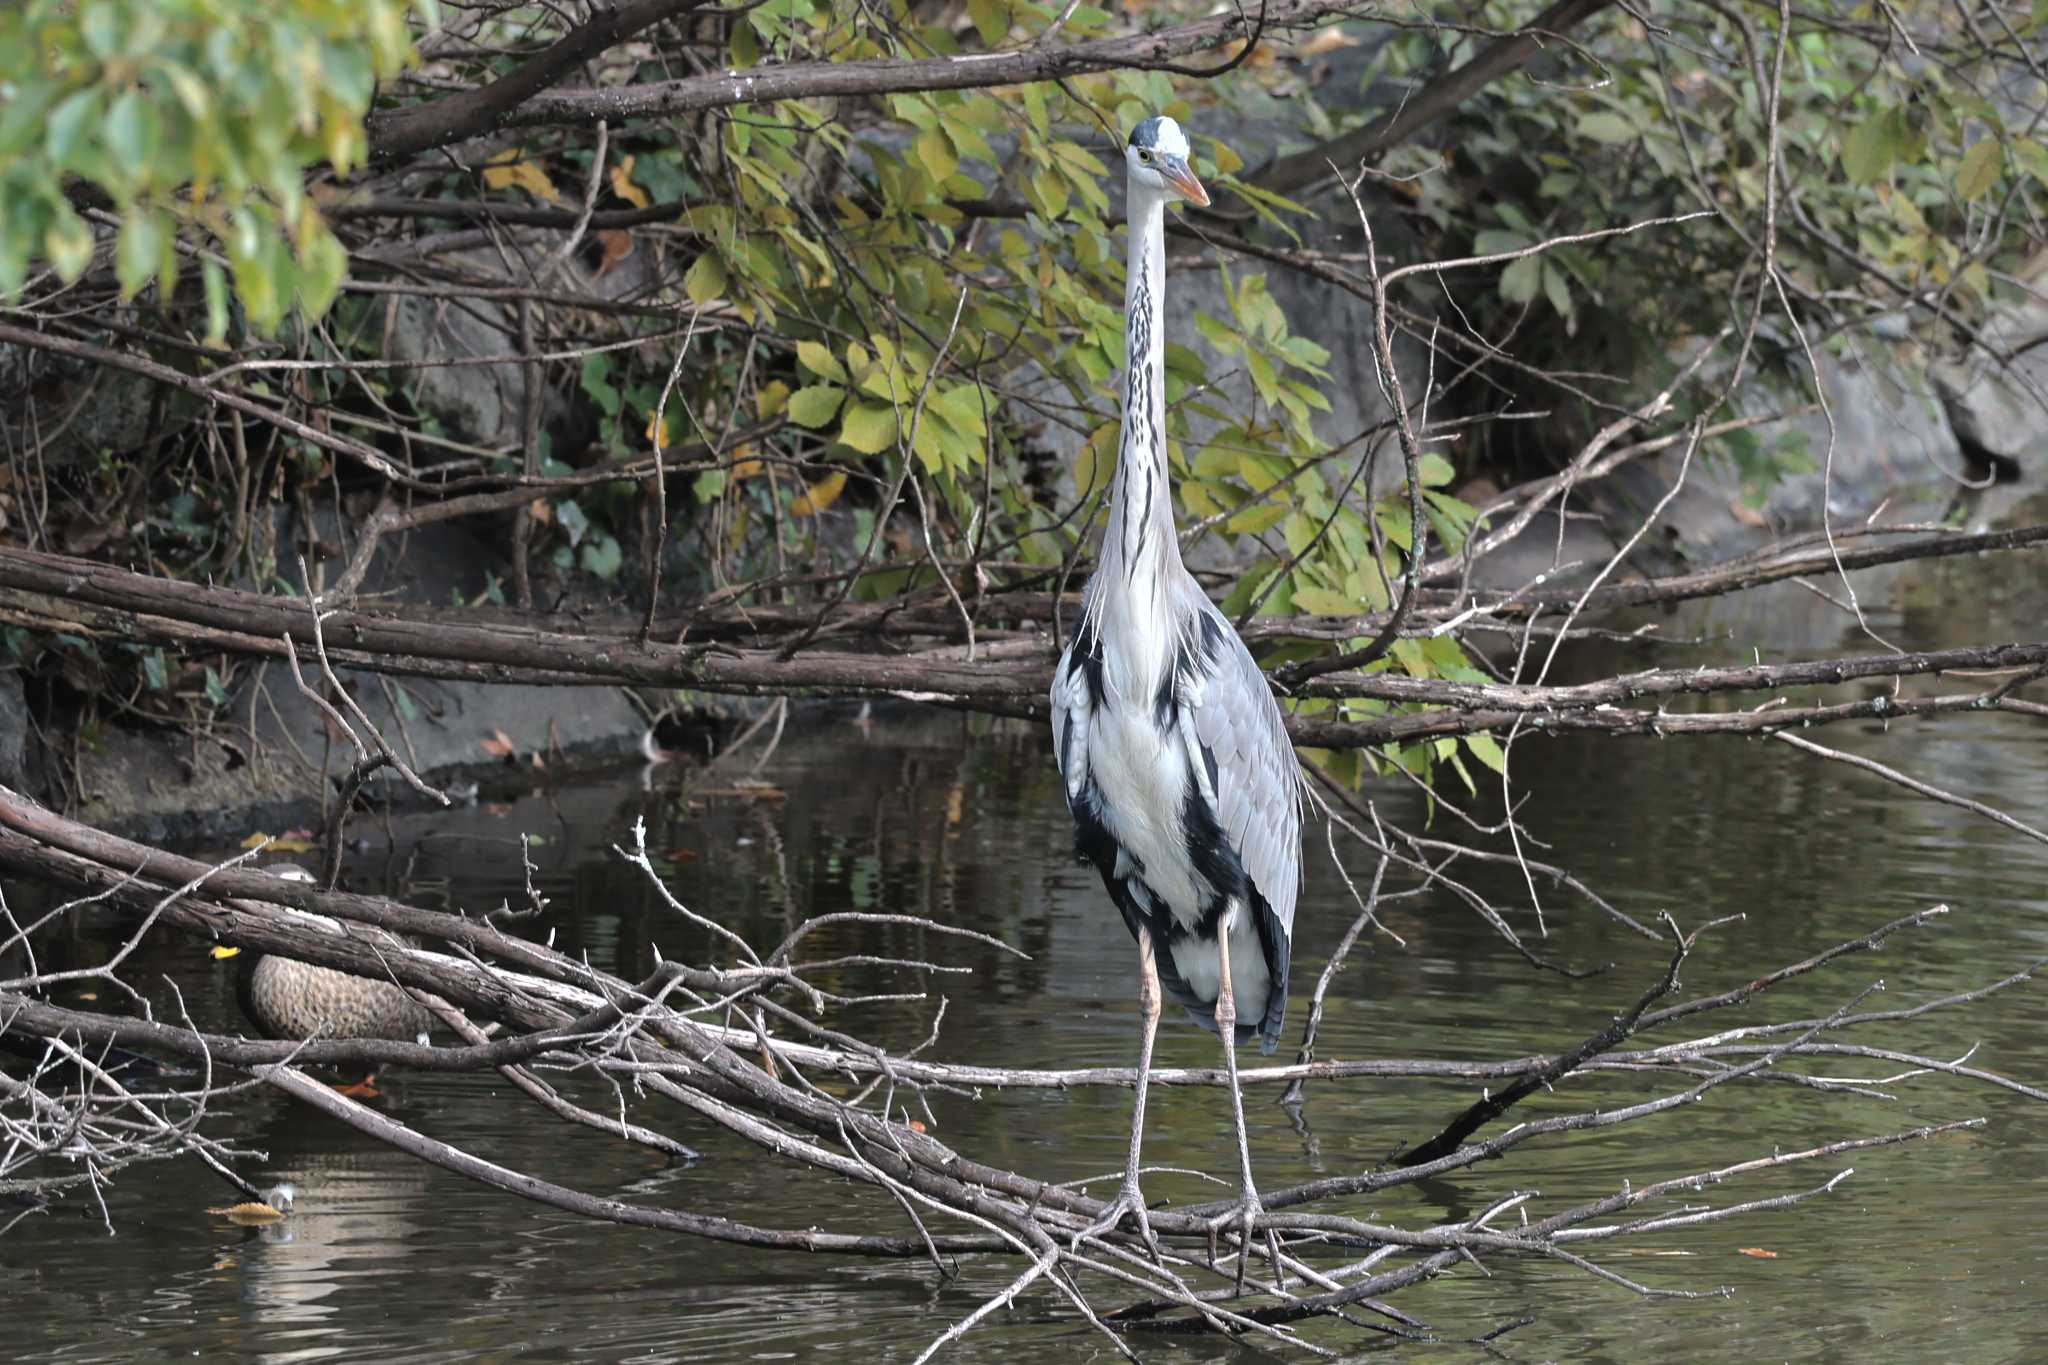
[1076,923,1163,1259]
[1209,912,1282,1291]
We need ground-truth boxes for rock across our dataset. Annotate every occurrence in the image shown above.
[66,505,647,840]
[382,287,534,452]
[1930,297,2048,477]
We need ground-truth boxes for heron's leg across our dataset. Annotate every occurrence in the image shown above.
[1074,923,1162,1258]
[1208,912,1282,1290]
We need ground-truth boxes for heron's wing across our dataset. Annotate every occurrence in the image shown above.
[1049,604,1100,807]
[1185,602,1301,939]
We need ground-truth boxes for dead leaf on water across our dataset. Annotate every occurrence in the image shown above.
[1293,28,1361,56]
[238,831,315,853]
[481,729,518,759]
[1737,1247,1780,1259]
[210,1200,287,1225]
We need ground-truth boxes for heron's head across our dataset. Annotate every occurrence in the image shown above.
[1125,116,1209,208]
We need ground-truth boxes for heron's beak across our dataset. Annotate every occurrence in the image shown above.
[212,945,241,960]
[1160,155,1210,208]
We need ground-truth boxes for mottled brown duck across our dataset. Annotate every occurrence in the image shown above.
[215,864,433,1092]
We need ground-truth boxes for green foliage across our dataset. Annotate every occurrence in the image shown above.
[0,0,432,333]
[1375,1,2048,482]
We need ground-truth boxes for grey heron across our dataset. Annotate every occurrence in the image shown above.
[1050,114,1303,1256]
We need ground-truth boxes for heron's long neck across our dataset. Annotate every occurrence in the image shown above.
[1102,188,1180,591]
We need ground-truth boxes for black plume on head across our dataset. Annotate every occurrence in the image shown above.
[1128,116,1167,149]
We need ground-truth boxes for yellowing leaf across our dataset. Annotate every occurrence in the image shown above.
[238,831,315,853]
[482,150,559,202]
[915,128,958,182]
[646,410,672,449]
[608,154,652,209]
[1228,503,1287,535]
[684,252,727,306]
[1294,28,1360,57]
[1956,137,2003,201]
[797,340,847,383]
[1075,422,1117,497]
[966,0,1009,45]
[789,470,847,516]
[839,403,898,454]
[1291,585,1359,617]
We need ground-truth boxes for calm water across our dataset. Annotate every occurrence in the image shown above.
[6,533,2048,1362]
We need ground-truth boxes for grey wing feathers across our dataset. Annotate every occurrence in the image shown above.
[1188,604,1302,937]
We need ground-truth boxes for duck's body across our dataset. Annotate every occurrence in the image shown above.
[227,864,433,1045]
[236,952,434,1043]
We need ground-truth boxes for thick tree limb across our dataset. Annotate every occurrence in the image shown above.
[0,547,2042,748]
[1252,0,1620,194]
[368,0,716,162]
[485,0,1356,138]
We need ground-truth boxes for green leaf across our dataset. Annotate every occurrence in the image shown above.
[580,354,622,416]
[1292,585,1360,616]
[1463,732,1508,776]
[1417,452,1457,488]
[1028,166,1069,219]
[115,211,164,299]
[914,127,957,182]
[788,384,846,428]
[1499,254,1541,305]
[684,251,727,306]
[1541,261,1572,319]
[967,0,1009,44]
[2011,137,2048,185]
[44,209,93,282]
[1843,111,1899,184]
[104,89,160,186]
[797,340,847,383]
[296,225,348,318]
[1956,137,2003,201]
[839,402,898,453]
[1227,503,1287,535]
[1575,111,1635,145]
[202,259,230,345]
[45,89,103,173]
[579,531,624,580]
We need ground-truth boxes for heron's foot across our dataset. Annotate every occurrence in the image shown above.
[1077,1179,1160,1262]
[1205,1187,1283,1294]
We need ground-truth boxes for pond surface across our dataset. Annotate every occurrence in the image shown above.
[7,525,2048,1363]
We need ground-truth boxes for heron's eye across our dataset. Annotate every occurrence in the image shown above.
[1137,148,1152,162]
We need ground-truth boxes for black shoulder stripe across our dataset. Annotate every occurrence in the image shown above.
[1069,616,1106,707]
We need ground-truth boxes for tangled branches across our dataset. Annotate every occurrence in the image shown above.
[1,788,2038,1353]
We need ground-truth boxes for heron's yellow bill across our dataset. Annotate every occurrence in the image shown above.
[211,945,242,960]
